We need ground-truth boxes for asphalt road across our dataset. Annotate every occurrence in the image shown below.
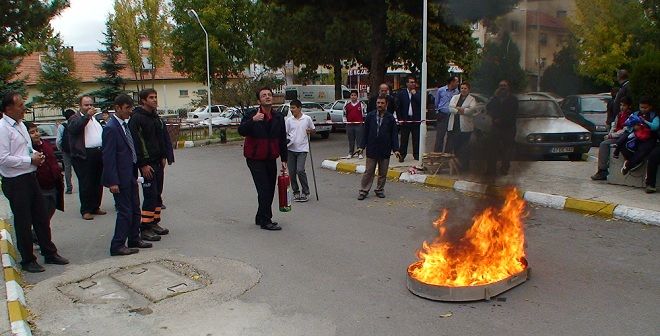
[27,134,659,336]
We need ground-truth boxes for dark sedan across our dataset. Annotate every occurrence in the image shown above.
[561,94,611,146]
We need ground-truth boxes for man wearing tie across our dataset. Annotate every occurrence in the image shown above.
[396,75,421,162]
[0,91,69,272]
[102,94,152,256]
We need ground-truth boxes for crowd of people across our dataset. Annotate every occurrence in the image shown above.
[0,89,174,272]
[590,70,659,194]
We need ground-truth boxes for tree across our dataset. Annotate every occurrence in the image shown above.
[570,0,658,84]
[113,0,143,91]
[170,0,258,88]
[471,33,527,95]
[0,0,68,96]
[34,35,82,113]
[213,73,284,108]
[139,0,171,85]
[541,41,608,96]
[90,17,127,111]
[630,49,660,104]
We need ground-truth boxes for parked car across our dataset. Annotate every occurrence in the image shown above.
[473,95,591,160]
[276,101,332,139]
[35,122,63,164]
[560,94,611,146]
[526,92,564,104]
[186,105,228,123]
[326,99,368,132]
[200,107,245,126]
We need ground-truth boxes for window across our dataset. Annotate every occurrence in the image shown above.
[179,90,189,97]
[333,101,346,111]
[510,20,520,33]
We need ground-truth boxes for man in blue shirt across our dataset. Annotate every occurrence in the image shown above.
[434,76,459,152]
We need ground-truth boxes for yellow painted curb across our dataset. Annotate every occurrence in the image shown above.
[3,268,22,284]
[425,176,456,189]
[176,140,185,149]
[386,169,402,180]
[7,300,28,323]
[564,198,616,218]
[336,162,358,173]
[0,240,17,261]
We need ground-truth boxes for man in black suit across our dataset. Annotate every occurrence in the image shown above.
[396,75,422,162]
[102,94,152,256]
[367,83,397,115]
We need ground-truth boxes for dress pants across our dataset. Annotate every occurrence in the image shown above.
[1,173,58,265]
[447,131,472,170]
[287,151,310,195]
[645,144,660,187]
[486,131,515,174]
[111,179,141,251]
[247,158,277,225]
[72,148,103,214]
[400,123,420,160]
[62,152,73,192]
[140,161,164,228]
[360,157,390,193]
[434,113,450,152]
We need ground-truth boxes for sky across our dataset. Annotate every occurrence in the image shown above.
[51,0,115,51]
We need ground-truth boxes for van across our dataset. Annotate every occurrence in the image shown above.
[284,85,351,103]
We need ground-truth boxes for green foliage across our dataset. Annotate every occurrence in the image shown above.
[471,33,527,95]
[34,35,82,112]
[0,0,68,96]
[90,17,127,111]
[113,0,143,85]
[170,0,258,86]
[570,0,658,84]
[541,41,609,96]
[212,73,284,108]
[630,49,660,105]
[139,0,171,83]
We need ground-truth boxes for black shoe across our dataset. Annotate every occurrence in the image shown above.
[621,164,630,176]
[150,224,169,235]
[22,261,45,273]
[357,193,367,200]
[261,223,282,231]
[141,228,162,241]
[110,247,139,256]
[160,204,167,210]
[645,185,656,194]
[44,254,69,265]
[591,170,608,180]
[398,157,405,163]
[128,240,153,248]
[375,191,385,198]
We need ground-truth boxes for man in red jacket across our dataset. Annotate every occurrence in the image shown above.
[238,87,288,231]
[26,122,64,221]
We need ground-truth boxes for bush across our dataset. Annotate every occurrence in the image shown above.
[630,49,660,106]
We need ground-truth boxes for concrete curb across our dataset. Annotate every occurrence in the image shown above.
[0,220,31,336]
[175,137,243,149]
[320,159,660,227]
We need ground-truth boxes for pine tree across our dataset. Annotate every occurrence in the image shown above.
[91,18,127,110]
[34,35,81,113]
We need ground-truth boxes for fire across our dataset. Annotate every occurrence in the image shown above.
[407,189,527,287]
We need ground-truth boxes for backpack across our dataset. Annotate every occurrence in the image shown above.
[60,123,70,153]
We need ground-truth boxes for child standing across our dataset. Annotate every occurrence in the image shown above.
[285,99,315,202]
[26,122,63,221]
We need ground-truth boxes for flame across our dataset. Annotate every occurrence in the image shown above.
[407,189,527,287]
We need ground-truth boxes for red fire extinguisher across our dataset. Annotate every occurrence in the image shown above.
[278,169,292,212]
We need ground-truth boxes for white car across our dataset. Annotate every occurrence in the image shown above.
[186,105,228,123]
[200,108,245,126]
[277,102,332,139]
[326,99,368,132]
[473,95,591,160]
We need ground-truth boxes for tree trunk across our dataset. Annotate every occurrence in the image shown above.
[333,58,343,100]
[369,0,388,96]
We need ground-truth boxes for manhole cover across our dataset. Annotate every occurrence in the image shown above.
[110,262,204,302]
[58,275,150,306]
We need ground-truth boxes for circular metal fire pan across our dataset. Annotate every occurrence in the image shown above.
[406,267,530,302]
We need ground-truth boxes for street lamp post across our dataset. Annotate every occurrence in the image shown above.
[188,9,213,138]
[419,0,428,166]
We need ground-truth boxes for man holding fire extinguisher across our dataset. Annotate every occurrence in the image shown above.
[238,87,288,231]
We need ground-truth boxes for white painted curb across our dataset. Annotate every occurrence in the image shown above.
[454,180,488,194]
[11,321,31,336]
[613,205,660,226]
[400,173,429,184]
[523,191,567,210]
[321,160,338,170]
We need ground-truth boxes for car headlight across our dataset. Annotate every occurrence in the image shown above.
[527,134,543,143]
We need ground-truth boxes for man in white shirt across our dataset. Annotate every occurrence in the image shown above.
[285,100,315,202]
[0,91,69,273]
[67,95,107,220]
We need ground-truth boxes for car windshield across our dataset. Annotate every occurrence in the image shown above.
[37,124,57,136]
[581,97,608,113]
[518,100,564,118]
[302,102,323,110]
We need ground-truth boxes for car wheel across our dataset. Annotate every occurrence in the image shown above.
[568,152,585,161]
[320,131,330,139]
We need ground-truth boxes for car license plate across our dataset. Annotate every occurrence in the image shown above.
[551,147,574,153]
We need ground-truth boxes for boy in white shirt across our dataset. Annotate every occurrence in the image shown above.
[285,100,315,202]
